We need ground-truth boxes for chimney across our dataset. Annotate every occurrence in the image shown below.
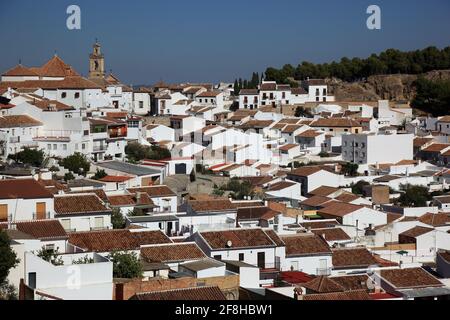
[294,287,304,300]
[322,233,326,240]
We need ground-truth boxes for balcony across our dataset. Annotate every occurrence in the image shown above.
[32,212,52,220]
[92,145,107,152]
[316,267,332,276]
[9,136,20,143]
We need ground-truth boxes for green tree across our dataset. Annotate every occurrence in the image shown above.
[295,106,313,118]
[125,142,171,162]
[396,184,431,207]
[93,169,107,180]
[111,208,126,229]
[0,280,18,300]
[72,255,95,264]
[412,77,450,116]
[108,251,143,279]
[7,148,45,167]
[64,172,75,182]
[352,180,370,195]
[0,230,20,285]
[59,153,90,176]
[341,163,359,177]
[233,79,239,95]
[36,246,64,266]
[212,188,225,197]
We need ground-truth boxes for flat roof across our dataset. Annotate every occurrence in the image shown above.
[96,160,161,176]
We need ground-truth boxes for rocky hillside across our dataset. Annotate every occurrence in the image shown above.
[327,69,450,101]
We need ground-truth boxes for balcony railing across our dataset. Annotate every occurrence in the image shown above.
[93,145,107,152]
[9,136,20,143]
[32,212,52,220]
[316,267,332,276]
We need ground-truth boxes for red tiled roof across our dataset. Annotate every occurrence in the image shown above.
[311,228,351,241]
[0,115,42,128]
[379,268,443,289]
[0,179,54,199]
[140,243,206,263]
[301,289,371,301]
[127,186,176,197]
[332,248,378,269]
[0,219,67,240]
[281,234,331,257]
[133,286,226,300]
[200,228,280,250]
[2,64,39,77]
[54,195,110,215]
[280,271,314,284]
[318,202,364,217]
[68,229,172,252]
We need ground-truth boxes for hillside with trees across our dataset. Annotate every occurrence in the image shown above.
[264,46,450,83]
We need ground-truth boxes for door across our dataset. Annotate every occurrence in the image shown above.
[0,204,7,222]
[28,272,36,289]
[36,202,46,220]
[257,252,266,269]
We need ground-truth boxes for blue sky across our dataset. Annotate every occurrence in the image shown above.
[0,0,449,84]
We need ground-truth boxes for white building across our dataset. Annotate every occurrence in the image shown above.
[342,133,414,165]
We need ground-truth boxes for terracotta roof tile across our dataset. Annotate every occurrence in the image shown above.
[301,289,371,301]
[128,186,176,197]
[309,186,340,197]
[54,195,110,215]
[200,228,279,250]
[302,276,345,293]
[0,115,42,128]
[318,202,364,217]
[133,286,226,300]
[281,234,331,257]
[140,243,206,263]
[379,268,443,289]
[68,229,172,252]
[332,248,378,269]
[0,179,54,199]
[399,226,434,238]
[311,228,351,241]
[0,219,67,240]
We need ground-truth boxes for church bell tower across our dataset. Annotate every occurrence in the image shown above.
[89,40,105,79]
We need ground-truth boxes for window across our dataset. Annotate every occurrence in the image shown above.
[53,144,57,150]
[84,130,89,136]
[94,217,104,229]
[239,253,244,261]
[63,144,67,151]
[316,97,319,102]
[82,143,86,150]
[61,92,67,98]
[47,144,51,150]
[74,92,80,99]
[213,255,222,260]
[139,101,144,108]
[323,88,327,95]
[316,88,320,96]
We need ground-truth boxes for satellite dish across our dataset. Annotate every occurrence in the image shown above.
[226,240,232,248]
